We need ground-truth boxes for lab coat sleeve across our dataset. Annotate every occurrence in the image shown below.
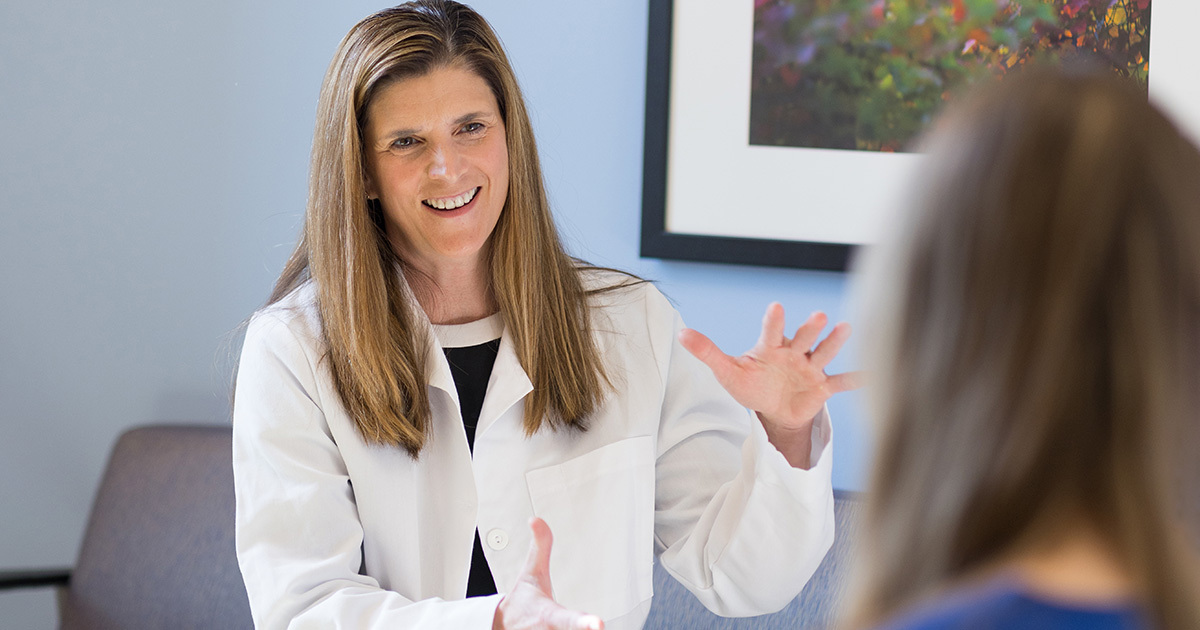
[232,312,501,629]
[648,295,835,617]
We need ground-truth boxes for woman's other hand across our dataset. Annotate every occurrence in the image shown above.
[679,303,862,469]
[494,518,604,630]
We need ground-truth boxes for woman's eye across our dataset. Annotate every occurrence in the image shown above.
[392,137,416,149]
[462,122,485,134]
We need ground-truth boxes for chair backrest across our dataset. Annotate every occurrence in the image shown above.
[61,425,253,630]
[644,488,864,629]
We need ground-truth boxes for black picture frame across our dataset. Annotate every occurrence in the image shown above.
[639,1,1187,273]
[639,0,853,272]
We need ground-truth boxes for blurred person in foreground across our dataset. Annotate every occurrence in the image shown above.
[848,67,1200,630]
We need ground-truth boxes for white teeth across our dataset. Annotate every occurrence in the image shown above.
[424,187,478,210]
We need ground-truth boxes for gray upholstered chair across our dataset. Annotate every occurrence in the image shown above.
[0,425,253,629]
[644,489,864,629]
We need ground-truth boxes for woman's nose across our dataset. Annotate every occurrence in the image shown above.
[427,143,464,180]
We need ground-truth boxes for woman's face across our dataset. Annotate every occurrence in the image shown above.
[363,64,509,277]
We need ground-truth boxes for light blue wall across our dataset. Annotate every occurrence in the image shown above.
[0,1,869,626]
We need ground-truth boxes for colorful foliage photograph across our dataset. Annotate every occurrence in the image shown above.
[750,0,1152,152]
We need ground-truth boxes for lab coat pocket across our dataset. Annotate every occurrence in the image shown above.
[525,435,655,621]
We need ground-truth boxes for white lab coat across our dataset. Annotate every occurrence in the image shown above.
[232,271,834,630]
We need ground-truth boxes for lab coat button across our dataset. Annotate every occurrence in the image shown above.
[486,528,509,550]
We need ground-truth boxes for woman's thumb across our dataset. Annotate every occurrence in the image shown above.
[521,517,555,593]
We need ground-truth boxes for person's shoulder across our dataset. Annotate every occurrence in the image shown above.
[576,264,661,306]
[574,265,683,345]
[875,579,1144,630]
[577,264,641,289]
[246,281,323,351]
[874,585,1026,630]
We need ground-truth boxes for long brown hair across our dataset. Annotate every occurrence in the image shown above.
[269,0,624,456]
[850,68,1200,628]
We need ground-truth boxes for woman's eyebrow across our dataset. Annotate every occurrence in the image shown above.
[453,111,492,126]
[376,126,420,144]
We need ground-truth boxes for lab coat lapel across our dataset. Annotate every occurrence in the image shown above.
[391,263,459,405]
[475,326,532,438]
[423,329,459,406]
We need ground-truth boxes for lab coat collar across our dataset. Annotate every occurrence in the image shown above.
[389,268,458,401]
[392,263,533,431]
[422,327,460,403]
[476,329,533,438]
[421,316,532,439]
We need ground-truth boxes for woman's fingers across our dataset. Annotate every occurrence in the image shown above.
[522,517,555,595]
[826,370,865,394]
[756,302,787,348]
[790,311,828,354]
[678,306,861,432]
[678,328,736,382]
[807,321,851,370]
[496,518,605,630]
[544,608,604,630]
[578,616,604,630]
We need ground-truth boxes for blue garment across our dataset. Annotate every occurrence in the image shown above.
[876,579,1148,630]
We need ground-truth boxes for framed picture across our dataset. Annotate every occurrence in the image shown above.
[642,0,1198,272]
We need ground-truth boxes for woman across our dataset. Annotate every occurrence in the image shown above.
[232,2,858,629]
[849,69,1200,629]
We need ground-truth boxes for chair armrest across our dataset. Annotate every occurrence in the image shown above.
[0,568,71,590]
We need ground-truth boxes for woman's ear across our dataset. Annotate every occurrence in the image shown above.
[365,173,378,200]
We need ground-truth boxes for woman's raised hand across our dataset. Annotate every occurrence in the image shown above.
[678,303,861,468]
[494,518,604,630]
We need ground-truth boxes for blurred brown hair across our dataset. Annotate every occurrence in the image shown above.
[268,0,622,455]
[850,67,1200,629]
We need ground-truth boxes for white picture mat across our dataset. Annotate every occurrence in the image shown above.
[665,0,1199,246]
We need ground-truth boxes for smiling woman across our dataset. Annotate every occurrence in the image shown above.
[362,65,509,322]
[266,1,608,455]
[231,2,859,629]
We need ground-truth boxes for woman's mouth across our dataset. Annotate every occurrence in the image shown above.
[422,187,479,211]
